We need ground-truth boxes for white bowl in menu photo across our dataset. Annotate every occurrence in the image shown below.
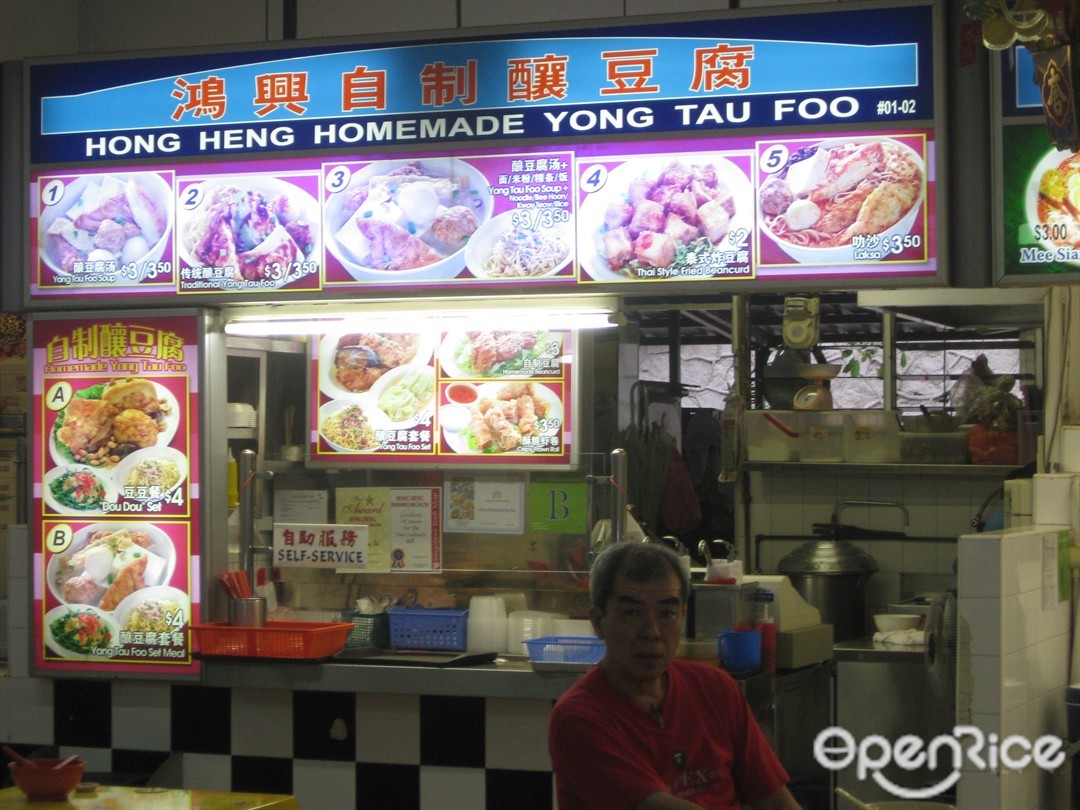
[38,171,173,282]
[576,154,753,282]
[324,157,493,281]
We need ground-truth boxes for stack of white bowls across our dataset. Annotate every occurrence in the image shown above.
[466,595,508,653]
[507,610,564,655]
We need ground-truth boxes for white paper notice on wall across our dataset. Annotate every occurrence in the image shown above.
[1043,530,1071,610]
[272,522,369,569]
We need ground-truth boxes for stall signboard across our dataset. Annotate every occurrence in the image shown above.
[312,320,572,468]
[31,314,200,675]
[26,3,941,301]
[998,48,1080,282]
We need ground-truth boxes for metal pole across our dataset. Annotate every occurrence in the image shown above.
[610,447,628,542]
[239,449,257,590]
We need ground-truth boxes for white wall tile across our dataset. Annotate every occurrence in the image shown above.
[112,681,172,751]
[78,0,273,53]
[460,0,624,27]
[958,537,1000,598]
[967,655,1002,717]
[1003,647,1034,713]
[297,0,459,38]
[420,765,485,810]
[180,752,232,792]
[957,767,999,810]
[292,759,357,810]
[356,693,420,765]
[231,687,292,759]
[960,597,1000,658]
[627,0,732,14]
[0,676,53,744]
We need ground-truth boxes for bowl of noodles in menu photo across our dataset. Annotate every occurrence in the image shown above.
[465,211,574,279]
[1025,146,1080,266]
[757,136,926,265]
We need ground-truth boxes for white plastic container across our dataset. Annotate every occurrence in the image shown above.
[743,410,799,461]
[844,410,900,463]
[467,595,507,653]
[797,411,845,462]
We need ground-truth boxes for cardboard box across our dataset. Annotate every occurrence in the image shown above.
[777,623,834,670]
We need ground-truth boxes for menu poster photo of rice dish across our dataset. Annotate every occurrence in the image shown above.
[754,131,931,270]
[41,520,192,665]
[311,322,573,466]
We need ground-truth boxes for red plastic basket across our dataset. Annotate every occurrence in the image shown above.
[191,621,352,660]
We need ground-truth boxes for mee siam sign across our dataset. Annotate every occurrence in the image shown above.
[966,0,1080,149]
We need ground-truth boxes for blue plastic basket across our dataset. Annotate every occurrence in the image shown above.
[388,606,468,651]
[525,635,605,670]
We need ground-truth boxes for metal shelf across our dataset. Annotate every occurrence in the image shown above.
[744,462,1018,477]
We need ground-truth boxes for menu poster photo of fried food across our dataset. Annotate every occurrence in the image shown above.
[43,375,189,517]
[311,322,572,466]
[39,520,192,665]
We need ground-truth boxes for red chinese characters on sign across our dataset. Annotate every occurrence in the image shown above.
[420,60,478,107]
[171,76,227,121]
[166,41,761,123]
[690,43,754,92]
[342,66,388,111]
[254,72,310,117]
[600,49,660,95]
[508,54,570,102]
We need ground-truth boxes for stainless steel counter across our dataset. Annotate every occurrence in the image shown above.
[202,656,581,699]
[832,636,925,663]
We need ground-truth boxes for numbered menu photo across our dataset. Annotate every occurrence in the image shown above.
[43,375,190,517]
[311,320,572,465]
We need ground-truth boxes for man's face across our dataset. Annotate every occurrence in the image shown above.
[590,567,686,685]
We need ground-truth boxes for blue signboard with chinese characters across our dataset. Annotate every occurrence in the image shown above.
[26,2,943,301]
[29,5,934,164]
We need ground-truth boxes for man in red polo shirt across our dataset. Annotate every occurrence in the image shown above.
[549,541,800,809]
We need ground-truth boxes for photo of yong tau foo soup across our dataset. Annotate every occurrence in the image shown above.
[758,137,925,260]
[180,177,318,282]
[39,171,172,279]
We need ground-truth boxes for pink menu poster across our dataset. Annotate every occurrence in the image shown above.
[31,315,201,676]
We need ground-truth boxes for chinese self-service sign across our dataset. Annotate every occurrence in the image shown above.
[31,315,200,675]
[26,3,940,302]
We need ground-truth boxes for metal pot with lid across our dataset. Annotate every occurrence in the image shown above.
[777,539,878,642]
[778,500,908,641]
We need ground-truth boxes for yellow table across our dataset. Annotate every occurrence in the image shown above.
[0,784,300,809]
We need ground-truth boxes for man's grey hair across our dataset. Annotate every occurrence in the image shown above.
[590,541,689,615]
